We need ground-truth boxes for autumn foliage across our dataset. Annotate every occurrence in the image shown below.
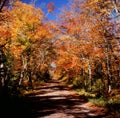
[0,0,120,100]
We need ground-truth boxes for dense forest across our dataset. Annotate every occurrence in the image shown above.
[0,0,120,111]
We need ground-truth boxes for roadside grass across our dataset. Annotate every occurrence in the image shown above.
[76,88,120,117]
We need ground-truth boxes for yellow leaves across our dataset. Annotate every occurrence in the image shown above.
[0,25,11,45]
[88,0,99,7]
[10,42,26,59]
[60,35,70,41]
[1,1,53,62]
[31,26,51,41]
[56,51,80,77]
[12,1,43,23]
[9,1,44,40]
[56,38,81,72]
[13,1,52,42]
[54,0,115,78]
[100,9,111,15]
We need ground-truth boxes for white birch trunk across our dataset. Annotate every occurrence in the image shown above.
[103,37,112,93]
[87,59,92,90]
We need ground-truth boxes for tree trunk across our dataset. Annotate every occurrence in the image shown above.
[0,45,8,97]
[0,46,6,87]
[87,59,92,91]
[27,48,32,88]
[19,54,27,85]
[103,37,112,93]
[105,53,112,93]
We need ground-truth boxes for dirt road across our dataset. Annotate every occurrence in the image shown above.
[25,80,108,118]
[1,80,112,118]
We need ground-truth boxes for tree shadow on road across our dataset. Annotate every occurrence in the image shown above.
[0,81,114,118]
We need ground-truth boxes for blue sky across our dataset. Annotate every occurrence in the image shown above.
[22,0,69,20]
